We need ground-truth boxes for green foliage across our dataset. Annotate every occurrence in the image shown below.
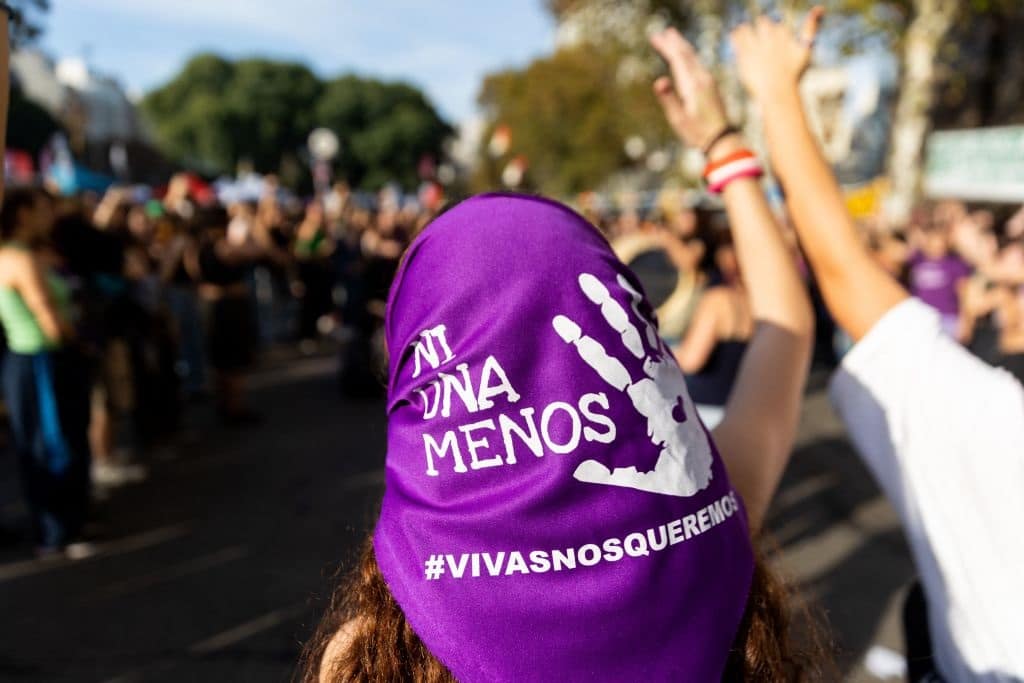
[474,47,672,196]
[142,55,451,189]
[830,0,1020,35]
[546,0,686,24]
[315,77,452,190]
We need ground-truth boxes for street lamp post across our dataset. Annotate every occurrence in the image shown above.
[307,127,341,196]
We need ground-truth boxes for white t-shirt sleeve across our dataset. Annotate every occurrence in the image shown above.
[829,297,1024,681]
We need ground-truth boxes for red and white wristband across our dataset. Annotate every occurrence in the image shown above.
[702,149,764,194]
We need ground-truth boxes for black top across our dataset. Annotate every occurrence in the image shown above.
[968,312,1002,367]
[684,340,747,407]
[199,243,247,287]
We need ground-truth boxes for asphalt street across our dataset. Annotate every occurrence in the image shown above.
[0,352,914,682]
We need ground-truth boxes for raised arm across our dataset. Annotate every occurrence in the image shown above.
[650,29,814,533]
[731,10,907,342]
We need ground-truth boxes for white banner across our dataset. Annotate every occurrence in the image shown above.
[924,126,1024,203]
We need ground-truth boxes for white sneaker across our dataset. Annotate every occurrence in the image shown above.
[92,462,130,486]
[64,542,98,560]
[91,462,148,486]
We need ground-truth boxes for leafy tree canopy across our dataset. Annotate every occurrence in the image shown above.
[474,47,671,196]
[316,76,453,190]
[142,55,451,190]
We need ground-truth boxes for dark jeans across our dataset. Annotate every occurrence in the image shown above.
[166,285,207,395]
[2,350,91,548]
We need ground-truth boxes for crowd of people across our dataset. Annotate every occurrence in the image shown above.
[3,102,1024,681]
[0,177,436,555]
[2,6,1024,683]
[574,194,1024,429]
[302,9,1024,683]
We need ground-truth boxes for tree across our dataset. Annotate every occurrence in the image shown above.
[830,0,1020,221]
[881,0,958,222]
[485,0,1024,205]
[142,56,450,190]
[142,55,321,177]
[315,77,452,190]
[474,47,671,196]
[475,0,682,196]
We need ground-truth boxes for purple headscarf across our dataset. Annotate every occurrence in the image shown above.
[375,193,754,681]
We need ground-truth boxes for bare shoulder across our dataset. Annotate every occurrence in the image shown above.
[694,285,729,316]
[319,619,360,683]
[0,248,34,286]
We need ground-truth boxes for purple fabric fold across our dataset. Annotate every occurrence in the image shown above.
[375,193,754,681]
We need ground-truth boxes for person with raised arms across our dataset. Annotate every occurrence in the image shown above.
[730,9,1024,681]
[301,19,823,683]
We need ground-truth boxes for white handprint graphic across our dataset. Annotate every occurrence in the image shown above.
[553,272,713,497]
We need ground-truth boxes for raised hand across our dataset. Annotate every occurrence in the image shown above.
[553,273,714,497]
[648,28,729,151]
[731,7,824,101]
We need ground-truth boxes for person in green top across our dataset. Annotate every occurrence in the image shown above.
[0,186,91,556]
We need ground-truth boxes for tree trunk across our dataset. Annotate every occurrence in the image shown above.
[884,0,959,225]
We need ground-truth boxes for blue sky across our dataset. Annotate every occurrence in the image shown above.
[40,0,556,124]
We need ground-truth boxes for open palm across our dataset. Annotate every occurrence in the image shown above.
[553,273,714,497]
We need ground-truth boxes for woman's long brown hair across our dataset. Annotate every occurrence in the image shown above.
[299,204,830,680]
[297,538,831,682]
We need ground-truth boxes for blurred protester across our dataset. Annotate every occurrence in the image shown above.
[254,188,295,345]
[158,213,206,399]
[306,23,818,682]
[963,234,1024,383]
[867,225,910,279]
[226,200,257,248]
[197,207,263,425]
[951,207,1024,383]
[611,206,710,346]
[123,206,182,450]
[675,230,753,428]
[50,197,142,487]
[732,10,1024,681]
[0,188,91,557]
[612,207,641,241]
[162,173,195,219]
[906,211,972,338]
[293,200,335,353]
[86,188,145,480]
[323,181,352,221]
[333,206,377,396]
[651,216,709,344]
[340,206,404,391]
[90,186,179,462]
